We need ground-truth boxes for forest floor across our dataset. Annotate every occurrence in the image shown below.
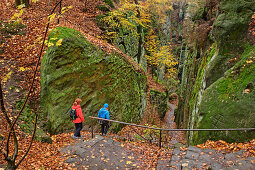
[1,0,255,169]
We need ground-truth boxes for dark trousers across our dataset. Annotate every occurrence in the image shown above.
[101,121,109,135]
[74,122,83,137]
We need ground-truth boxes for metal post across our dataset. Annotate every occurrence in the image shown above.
[159,130,162,148]
[91,119,94,138]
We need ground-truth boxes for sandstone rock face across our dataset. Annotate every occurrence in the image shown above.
[206,0,255,87]
[188,0,255,144]
[40,27,146,134]
[193,45,255,144]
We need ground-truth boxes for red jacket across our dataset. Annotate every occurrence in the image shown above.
[72,104,85,123]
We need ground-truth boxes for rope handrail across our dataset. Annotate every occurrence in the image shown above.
[89,116,255,131]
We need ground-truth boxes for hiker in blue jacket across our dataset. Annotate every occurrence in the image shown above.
[98,103,110,136]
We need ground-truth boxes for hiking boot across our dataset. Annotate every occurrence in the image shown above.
[71,135,79,139]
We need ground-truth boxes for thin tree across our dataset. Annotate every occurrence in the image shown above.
[0,0,63,169]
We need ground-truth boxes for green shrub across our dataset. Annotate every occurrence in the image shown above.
[96,5,110,12]
[104,0,115,8]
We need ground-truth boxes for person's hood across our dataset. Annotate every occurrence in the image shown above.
[100,108,108,111]
[72,105,80,109]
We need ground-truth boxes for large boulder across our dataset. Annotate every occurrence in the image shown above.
[40,27,147,134]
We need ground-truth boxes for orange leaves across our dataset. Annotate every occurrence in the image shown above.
[180,146,187,151]
[248,12,255,44]
[196,139,255,157]
[2,131,91,169]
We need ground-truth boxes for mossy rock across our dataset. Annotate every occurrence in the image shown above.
[207,0,255,87]
[113,30,139,58]
[213,0,255,48]
[150,89,168,119]
[40,27,147,134]
[193,45,255,144]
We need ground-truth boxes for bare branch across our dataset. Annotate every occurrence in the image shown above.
[2,1,64,168]
[16,111,38,168]
[0,78,13,159]
[12,130,18,161]
[0,79,11,126]
[6,0,64,160]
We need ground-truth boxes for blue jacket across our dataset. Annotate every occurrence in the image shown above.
[98,108,109,120]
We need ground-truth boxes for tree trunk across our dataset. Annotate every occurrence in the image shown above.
[6,160,16,170]
[134,0,144,64]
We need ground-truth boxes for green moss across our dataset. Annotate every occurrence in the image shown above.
[16,99,52,143]
[193,45,255,144]
[192,7,208,21]
[150,89,168,119]
[204,0,255,87]
[213,0,255,49]
[96,5,110,12]
[41,27,147,134]
[189,44,217,108]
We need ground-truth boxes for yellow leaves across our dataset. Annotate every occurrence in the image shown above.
[246,60,253,64]
[19,67,27,71]
[32,0,39,2]
[47,41,55,47]
[10,6,24,23]
[61,6,73,14]
[145,35,178,78]
[48,13,56,23]
[126,160,132,164]
[3,71,13,82]
[56,39,63,46]
[106,31,118,38]
[142,0,173,24]
[43,38,63,47]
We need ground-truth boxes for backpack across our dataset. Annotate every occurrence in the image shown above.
[70,108,78,120]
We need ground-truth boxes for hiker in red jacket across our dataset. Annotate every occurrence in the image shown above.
[72,98,84,138]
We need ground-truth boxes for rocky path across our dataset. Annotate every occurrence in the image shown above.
[61,135,141,169]
[62,134,255,170]
[164,102,183,146]
[157,146,255,170]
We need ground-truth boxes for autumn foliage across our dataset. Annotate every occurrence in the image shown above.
[1,0,255,169]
